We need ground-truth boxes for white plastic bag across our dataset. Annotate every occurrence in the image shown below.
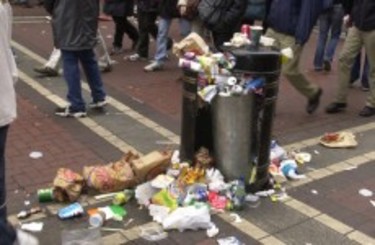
[162,205,211,232]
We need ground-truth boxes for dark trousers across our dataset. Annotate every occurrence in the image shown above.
[0,125,16,245]
[62,49,106,111]
[137,10,158,58]
[136,10,173,58]
[112,16,139,49]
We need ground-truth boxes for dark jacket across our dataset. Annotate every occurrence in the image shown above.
[266,0,324,45]
[158,0,179,19]
[199,0,246,32]
[137,0,159,12]
[44,0,99,50]
[103,0,134,17]
[348,0,375,31]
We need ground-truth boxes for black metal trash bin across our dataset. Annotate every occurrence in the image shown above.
[179,69,213,162]
[229,48,281,192]
[179,47,281,192]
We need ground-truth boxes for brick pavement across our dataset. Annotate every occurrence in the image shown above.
[5,5,375,244]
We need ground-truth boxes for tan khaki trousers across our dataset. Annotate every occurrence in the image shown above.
[335,26,375,107]
[266,28,319,99]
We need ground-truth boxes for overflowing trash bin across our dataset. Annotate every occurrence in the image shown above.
[179,42,282,192]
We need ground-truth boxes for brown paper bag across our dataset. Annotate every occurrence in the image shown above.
[53,168,84,202]
[83,152,138,193]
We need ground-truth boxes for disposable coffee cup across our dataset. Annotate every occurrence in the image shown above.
[250,26,263,47]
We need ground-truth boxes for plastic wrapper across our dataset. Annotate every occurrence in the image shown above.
[83,152,138,193]
[61,228,101,245]
[135,181,159,206]
[148,204,170,223]
[53,168,85,202]
[140,224,168,242]
[151,189,178,210]
[173,32,210,58]
[162,205,212,231]
[151,174,175,189]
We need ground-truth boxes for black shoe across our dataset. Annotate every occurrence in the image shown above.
[359,106,375,117]
[167,38,173,51]
[306,88,322,114]
[323,60,331,71]
[34,66,59,77]
[325,102,347,114]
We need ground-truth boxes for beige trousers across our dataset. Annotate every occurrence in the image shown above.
[265,28,319,99]
[335,26,375,107]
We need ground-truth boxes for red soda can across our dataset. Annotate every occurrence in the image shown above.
[241,24,250,39]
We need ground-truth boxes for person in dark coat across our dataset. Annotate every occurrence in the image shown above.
[103,0,139,55]
[265,0,324,114]
[45,0,107,117]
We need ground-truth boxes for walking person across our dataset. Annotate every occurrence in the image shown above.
[350,51,370,91]
[143,0,191,72]
[264,0,324,114]
[0,1,39,244]
[313,0,345,71]
[325,0,375,117]
[125,0,173,61]
[103,0,139,55]
[44,0,107,117]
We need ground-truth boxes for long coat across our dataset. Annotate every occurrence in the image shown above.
[0,1,17,127]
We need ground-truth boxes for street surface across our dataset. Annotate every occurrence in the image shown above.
[5,4,375,245]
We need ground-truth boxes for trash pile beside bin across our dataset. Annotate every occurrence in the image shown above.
[16,31,315,242]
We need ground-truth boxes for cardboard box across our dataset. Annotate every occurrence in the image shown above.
[131,151,172,182]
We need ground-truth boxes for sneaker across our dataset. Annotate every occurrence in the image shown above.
[306,88,322,114]
[88,100,107,109]
[55,106,87,118]
[124,53,147,62]
[359,106,375,117]
[15,230,39,245]
[361,86,370,92]
[110,46,124,55]
[144,61,164,72]
[99,63,112,73]
[33,66,59,77]
[323,60,331,71]
[314,67,323,72]
[325,102,347,114]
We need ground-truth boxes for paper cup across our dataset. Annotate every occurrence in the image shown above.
[250,26,263,46]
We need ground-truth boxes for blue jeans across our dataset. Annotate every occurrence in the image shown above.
[61,49,106,111]
[350,52,369,88]
[154,17,191,63]
[313,4,344,69]
[0,125,16,245]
